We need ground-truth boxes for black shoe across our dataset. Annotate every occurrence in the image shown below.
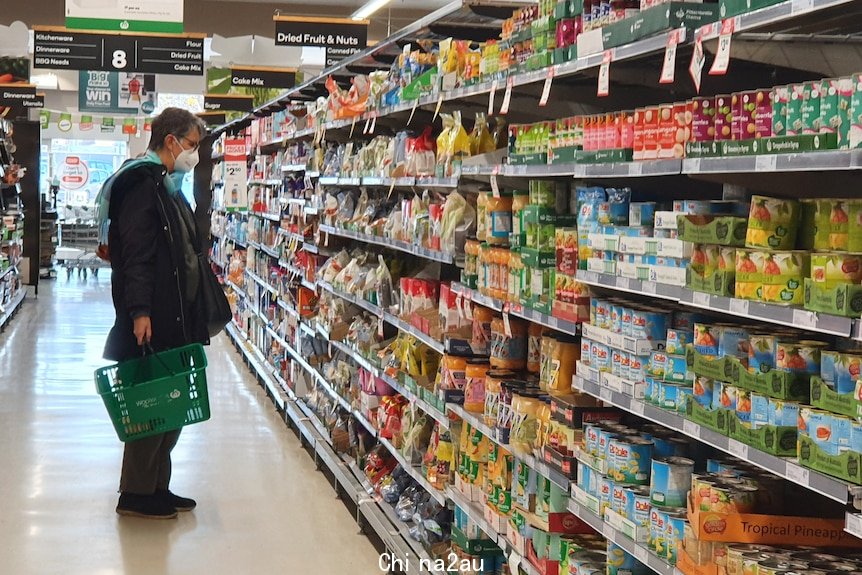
[116,492,178,519]
[156,489,196,512]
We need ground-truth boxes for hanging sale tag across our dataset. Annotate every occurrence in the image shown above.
[488,79,498,116]
[660,30,681,84]
[433,93,444,121]
[378,316,384,338]
[369,113,377,134]
[387,179,397,199]
[362,116,371,135]
[456,295,465,319]
[407,98,419,125]
[689,33,706,94]
[709,19,735,76]
[503,312,513,337]
[597,50,612,97]
[539,67,554,107]
[490,167,501,198]
[349,116,357,138]
[500,76,513,115]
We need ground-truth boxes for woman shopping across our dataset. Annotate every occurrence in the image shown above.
[97,107,210,519]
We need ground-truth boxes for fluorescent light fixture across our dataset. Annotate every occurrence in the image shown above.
[351,0,391,20]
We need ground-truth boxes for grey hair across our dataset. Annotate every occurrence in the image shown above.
[147,107,206,151]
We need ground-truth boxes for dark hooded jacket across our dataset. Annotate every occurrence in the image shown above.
[103,163,209,362]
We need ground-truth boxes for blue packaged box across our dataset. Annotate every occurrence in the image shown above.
[666,329,693,357]
[768,398,799,427]
[665,356,692,384]
[751,393,769,426]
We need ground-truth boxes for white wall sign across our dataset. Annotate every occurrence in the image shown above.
[65,0,184,33]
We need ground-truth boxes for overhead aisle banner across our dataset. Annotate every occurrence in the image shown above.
[65,0,184,33]
[273,16,367,65]
[230,66,297,90]
[33,27,204,75]
[203,94,254,113]
[78,71,156,114]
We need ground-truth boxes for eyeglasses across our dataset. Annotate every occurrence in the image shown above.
[175,135,201,151]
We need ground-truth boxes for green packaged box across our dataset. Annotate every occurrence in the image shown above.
[685,396,729,434]
[601,2,719,50]
[575,148,633,164]
[686,268,736,297]
[520,247,556,268]
[772,86,789,137]
[726,411,797,456]
[509,152,549,166]
[550,145,581,164]
[786,84,805,135]
[554,0,583,18]
[452,526,503,556]
[810,376,862,419]
[798,434,862,485]
[687,345,744,383]
[737,368,810,403]
[523,205,557,251]
[677,214,748,246]
[719,0,785,18]
[819,78,853,147]
[685,140,722,158]
[803,278,862,318]
[801,82,823,134]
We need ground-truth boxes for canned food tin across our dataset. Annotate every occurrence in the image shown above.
[609,437,653,485]
[651,456,695,507]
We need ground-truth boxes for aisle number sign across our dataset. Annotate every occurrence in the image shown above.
[65,0,184,33]
[223,139,248,212]
[33,27,204,76]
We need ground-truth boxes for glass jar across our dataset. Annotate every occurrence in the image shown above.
[476,191,489,242]
[527,322,543,374]
[486,191,513,246]
[478,243,492,296]
[511,190,530,246]
[441,354,468,390]
[491,316,527,370]
[464,359,491,413]
[464,238,480,288]
[508,250,523,303]
[485,370,516,426]
[471,305,495,356]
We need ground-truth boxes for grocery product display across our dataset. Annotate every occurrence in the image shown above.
[0,118,27,330]
[201,0,862,573]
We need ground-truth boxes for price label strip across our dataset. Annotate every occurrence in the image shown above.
[709,19,735,76]
[660,30,681,84]
[597,51,613,97]
[500,76,514,115]
[689,32,706,93]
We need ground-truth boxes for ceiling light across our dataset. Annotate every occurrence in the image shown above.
[351,0,391,20]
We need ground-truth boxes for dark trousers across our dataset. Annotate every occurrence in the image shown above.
[120,429,182,494]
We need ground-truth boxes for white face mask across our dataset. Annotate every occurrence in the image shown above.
[170,135,200,173]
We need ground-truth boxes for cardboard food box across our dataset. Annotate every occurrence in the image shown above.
[677,215,748,247]
[684,395,729,434]
[601,2,719,49]
[725,409,797,456]
[803,278,862,318]
[686,267,736,297]
[686,492,857,546]
[810,376,862,418]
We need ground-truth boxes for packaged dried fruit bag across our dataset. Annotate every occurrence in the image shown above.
[745,195,800,250]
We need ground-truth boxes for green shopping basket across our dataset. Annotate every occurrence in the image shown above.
[95,344,210,442]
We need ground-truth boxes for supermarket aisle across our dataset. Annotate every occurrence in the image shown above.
[0,275,380,575]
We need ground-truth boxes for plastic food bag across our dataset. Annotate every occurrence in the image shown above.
[470,112,497,155]
[440,191,475,255]
[405,126,436,177]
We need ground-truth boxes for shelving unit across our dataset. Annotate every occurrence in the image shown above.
[204,0,862,572]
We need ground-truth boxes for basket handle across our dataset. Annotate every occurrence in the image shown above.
[139,343,178,377]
